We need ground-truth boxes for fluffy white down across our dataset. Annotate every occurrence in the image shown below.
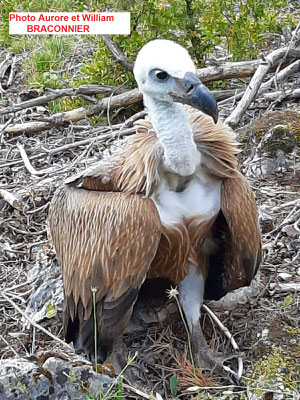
[133,39,196,87]
[151,173,222,226]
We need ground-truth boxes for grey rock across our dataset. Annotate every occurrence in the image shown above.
[0,357,113,400]
[25,249,64,325]
[207,273,262,311]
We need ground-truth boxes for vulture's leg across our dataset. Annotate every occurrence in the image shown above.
[105,335,150,390]
[179,266,236,373]
[104,334,128,374]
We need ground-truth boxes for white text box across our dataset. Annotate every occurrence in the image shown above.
[9,12,130,35]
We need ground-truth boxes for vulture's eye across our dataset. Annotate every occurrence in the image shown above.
[154,70,169,82]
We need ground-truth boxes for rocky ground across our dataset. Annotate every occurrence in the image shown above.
[0,35,299,399]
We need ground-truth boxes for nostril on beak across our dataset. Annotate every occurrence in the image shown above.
[187,84,194,94]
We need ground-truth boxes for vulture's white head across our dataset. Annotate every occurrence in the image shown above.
[134,39,218,123]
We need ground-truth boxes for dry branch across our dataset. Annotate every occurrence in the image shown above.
[225,47,300,127]
[0,88,245,135]
[101,35,134,71]
[121,110,147,129]
[1,54,297,121]
[0,53,12,88]
[262,59,300,92]
[0,126,136,170]
[0,89,142,135]
[196,54,298,82]
[263,88,300,101]
[0,85,245,123]
[1,47,299,136]
[271,283,300,293]
[2,121,54,135]
[219,59,300,106]
[0,85,129,117]
[0,189,22,209]
[274,20,300,77]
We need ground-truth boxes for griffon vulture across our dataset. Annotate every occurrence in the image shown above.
[48,39,261,373]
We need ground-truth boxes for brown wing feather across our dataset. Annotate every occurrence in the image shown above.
[220,173,261,294]
[64,147,123,191]
[65,130,161,196]
[48,185,161,355]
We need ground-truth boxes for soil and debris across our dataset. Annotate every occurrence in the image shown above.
[0,34,300,400]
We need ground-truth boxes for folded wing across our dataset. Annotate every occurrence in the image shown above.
[49,171,161,357]
[205,173,261,300]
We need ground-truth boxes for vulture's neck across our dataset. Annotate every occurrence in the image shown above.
[144,96,200,176]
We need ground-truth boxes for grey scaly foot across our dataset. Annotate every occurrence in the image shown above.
[191,323,242,376]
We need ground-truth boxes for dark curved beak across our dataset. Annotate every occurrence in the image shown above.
[169,72,218,123]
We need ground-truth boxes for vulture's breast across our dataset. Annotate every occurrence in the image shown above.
[148,170,221,283]
[151,170,221,226]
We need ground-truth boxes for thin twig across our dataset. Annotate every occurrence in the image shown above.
[91,287,98,373]
[0,116,15,136]
[122,383,152,399]
[185,384,244,391]
[202,304,243,379]
[16,143,57,176]
[105,352,138,398]
[0,127,136,169]
[1,292,73,351]
[0,332,19,356]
